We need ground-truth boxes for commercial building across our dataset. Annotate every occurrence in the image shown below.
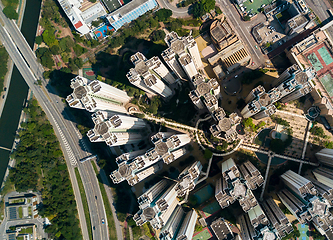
[57,0,107,35]
[87,110,146,147]
[110,132,191,185]
[133,180,180,229]
[106,0,158,31]
[315,148,333,168]
[162,32,203,80]
[210,16,238,51]
[66,76,131,113]
[210,108,241,142]
[241,65,315,119]
[210,218,234,240]
[127,52,174,98]
[208,15,250,78]
[175,161,202,197]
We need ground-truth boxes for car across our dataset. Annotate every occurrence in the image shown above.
[255,45,258,49]
[102,218,105,224]
[251,62,255,66]
[235,75,238,78]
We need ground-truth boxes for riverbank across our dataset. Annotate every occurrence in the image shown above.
[0,0,26,118]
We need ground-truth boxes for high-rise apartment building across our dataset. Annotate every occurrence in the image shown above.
[261,198,293,239]
[239,161,264,190]
[241,64,315,120]
[175,161,203,197]
[87,111,146,147]
[305,175,333,206]
[247,205,269,228]
[162,32,203,80]
[159,205,185,240]
[315,148,333,168]
[110,133,191,185]
[215,176,236,209]
[176,210,198,240]
[280,170,317,198]
[66,76,131,113]
[237,214,257,240]
[312,167,333,189]
[127,52,174,98]
[133,181,180,230]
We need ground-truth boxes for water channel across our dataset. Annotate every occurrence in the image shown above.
[0,0,41,184]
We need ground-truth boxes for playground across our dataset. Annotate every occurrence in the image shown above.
[94,24,114,39]
[297,223,310,240]
[192,184,214,205]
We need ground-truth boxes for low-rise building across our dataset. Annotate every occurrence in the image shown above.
[210,217,234,240]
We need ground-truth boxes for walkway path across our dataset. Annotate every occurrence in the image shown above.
[260,152,273,201]
[155,0,190,18]
[276,110,306,119]
[299,121,312,174]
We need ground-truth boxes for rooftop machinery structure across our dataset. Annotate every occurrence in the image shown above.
[126,52,174,98]
[162,32,203,80]
[87,111,146,147]
[110,132,191,186]
[66,76,131,113]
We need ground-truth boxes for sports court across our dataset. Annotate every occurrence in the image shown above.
[242,0,274,15]
[318,46,333,66]
[297,223,309,240]
[83,67,97,80]
[94,24,114,39]
[201,201,221,218]
[319,73,333,97]
[101,0,121,12]
[193,185,214,205]
[307,53,323,71]
[192,227,213,240]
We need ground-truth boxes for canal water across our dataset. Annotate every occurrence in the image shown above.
[0,0,41,184]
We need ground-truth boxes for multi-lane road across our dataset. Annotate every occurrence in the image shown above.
[0,4,122,240]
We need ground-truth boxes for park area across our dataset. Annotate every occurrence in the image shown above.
[242,0,274,15]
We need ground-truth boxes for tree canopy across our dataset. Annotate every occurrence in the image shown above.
[155,9,172,22]
[42,30,59,47]
[3,6,18,19]
[193,0,216,18]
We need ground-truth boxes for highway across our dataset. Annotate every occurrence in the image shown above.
[0,6,122,240]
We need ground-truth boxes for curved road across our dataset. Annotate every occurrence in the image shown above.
[156,0,190,17]
[0,6,123,240]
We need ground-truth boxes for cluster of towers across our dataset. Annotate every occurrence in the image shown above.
[133,173,203,239]
[126,32,204,99]
[215,158,296,240]
[109,132,192,186]
[241,64,316,120]
[278,168,333,239]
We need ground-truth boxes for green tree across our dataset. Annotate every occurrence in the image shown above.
[3,6,18,19]
[244,15,251,21]
[74,57,83,69]
[50,45,60,55]
[42,30,58,47]
[193,2,205,18]
[150,30,166,41]
[35,36,43,45]
[201,0,215,13]
[155,9,172,22]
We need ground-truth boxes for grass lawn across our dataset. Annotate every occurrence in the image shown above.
[18,206,23,219]
[91,161,117,240]
[20,227,33,234]
[75,168,93,240]
[192,228,212,240]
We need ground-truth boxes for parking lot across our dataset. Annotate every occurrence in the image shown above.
[257,22,286,47]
